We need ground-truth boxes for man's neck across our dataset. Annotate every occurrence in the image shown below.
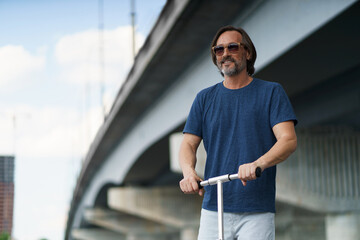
[223,71,253,89]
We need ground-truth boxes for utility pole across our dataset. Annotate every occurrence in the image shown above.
[131,0,136,60]
[0,113,31,155]
[99,0,106,119]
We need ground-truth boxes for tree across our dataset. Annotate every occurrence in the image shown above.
[0,232,10,240]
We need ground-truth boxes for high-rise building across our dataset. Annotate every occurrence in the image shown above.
[0,156,15,236]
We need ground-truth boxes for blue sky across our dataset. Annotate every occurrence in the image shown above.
[0,0,166,239]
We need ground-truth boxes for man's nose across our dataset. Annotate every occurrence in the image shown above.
[222,47,230,56]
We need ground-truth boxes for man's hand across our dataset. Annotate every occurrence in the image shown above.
[179,173,204,196]
[238,162,261,186]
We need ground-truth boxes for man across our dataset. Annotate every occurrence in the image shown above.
[179,25,297,239]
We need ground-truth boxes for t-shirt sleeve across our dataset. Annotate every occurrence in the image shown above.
[270,84,298,128]
[183,93,203,138]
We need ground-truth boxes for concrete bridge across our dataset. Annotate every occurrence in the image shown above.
[65,0,360,239]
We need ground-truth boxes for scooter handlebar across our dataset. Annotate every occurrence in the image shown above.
[198,167,262,189]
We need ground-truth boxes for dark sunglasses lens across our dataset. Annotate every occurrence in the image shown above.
[228,43,240,52]
[214,46,224,55]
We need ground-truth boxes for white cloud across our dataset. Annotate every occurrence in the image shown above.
[0,45,45,86]
[55,26,145,85]
[13,156,73,240]
[3,104,105,240]
[2,25,146,240]
[3,104,98,240]
[0,103,103,159]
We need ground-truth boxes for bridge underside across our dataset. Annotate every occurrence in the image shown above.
[124,0,360,187]
[116,0,360,190]
[67,1,360,239]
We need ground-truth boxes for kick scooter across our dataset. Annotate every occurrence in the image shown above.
[198,167,262,240]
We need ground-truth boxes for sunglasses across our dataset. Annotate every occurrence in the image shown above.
[212,42,245,56]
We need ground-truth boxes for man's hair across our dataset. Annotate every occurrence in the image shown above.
[210,25,257,76]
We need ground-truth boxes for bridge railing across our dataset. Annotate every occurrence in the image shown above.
[277,126,360,212]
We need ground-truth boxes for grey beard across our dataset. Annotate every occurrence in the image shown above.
[223,63,240,76]
[219,61,245,77]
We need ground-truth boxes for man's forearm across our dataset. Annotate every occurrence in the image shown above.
[179,134,202,177]
[238,121,297,185]
[256,136,297,170]
[179,134,204,195]
[179,143,198,177]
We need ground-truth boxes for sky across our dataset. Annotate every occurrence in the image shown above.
[0,0,166,239]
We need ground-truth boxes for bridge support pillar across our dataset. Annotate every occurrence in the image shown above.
[326,212,360,240]
[126,234,170,240]
[180,227,198,240]
[108,186,202,240]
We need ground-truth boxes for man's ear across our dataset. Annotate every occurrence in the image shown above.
[246,50,251,61]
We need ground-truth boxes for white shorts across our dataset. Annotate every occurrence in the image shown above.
[198,208,275,240]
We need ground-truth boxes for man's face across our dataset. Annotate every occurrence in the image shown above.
[215,31,248,76]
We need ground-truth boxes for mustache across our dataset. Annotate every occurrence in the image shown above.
[220,56,235,65]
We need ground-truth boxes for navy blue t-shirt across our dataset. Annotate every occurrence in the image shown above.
[183,78,297,213]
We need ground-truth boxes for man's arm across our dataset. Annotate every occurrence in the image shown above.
[179,133,204,196]
[238,120,297,186]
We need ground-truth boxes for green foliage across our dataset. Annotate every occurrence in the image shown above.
[0,232,10,240]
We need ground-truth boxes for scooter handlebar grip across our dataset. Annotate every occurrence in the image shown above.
[197,181,203,189]
[255,167,262,178]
